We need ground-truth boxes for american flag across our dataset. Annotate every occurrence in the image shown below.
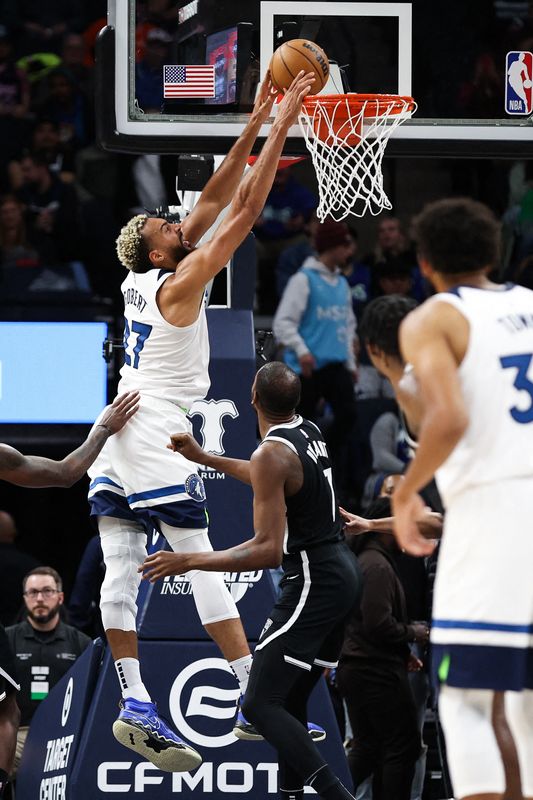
[163,65,215,98]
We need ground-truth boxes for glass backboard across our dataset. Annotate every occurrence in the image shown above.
[96,0,533,156]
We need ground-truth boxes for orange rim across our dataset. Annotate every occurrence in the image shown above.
[302,92,416,117]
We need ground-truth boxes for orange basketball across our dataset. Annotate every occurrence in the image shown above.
[269,39,329,95]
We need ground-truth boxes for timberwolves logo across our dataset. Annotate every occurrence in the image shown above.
[185,473,207,502]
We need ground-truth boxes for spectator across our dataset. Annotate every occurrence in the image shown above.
[336,496,427,800]
[0,511,40,626]
[16,151,81,268]
[0,194,41,274]
[365,216,413,267]
[0,27,31,167]
[273,218,357,499]
[341,232,374,322]
[6,567,91,776]
[365,216,426,303]
[135,27,172,112]
[253,165,317,313]
[37,67,92,150]
[362,408,412,507]
[0,27,30,120]
[8,118,76,190]
[60,32,94,102]
[275,212,319,299]
[15,0,85,57]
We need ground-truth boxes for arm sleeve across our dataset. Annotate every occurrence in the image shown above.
[272,272,311,357]
[360,562,415,645]
[370,413,406,473]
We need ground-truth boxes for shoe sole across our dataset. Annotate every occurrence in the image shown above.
[232,725,264,741]
[113,719,203,772]
[309,731,326,743]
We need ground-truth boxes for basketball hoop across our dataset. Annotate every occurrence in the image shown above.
[299,93,417,221]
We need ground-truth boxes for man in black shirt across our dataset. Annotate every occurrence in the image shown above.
[140,361,362,800]
[6,567,91,774]
[337,496,429,798]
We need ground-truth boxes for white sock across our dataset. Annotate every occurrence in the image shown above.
[229,654,253,696]
[115,658,151,702]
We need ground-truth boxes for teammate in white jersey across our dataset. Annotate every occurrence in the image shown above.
[87,72,316,771]
[392,198,533,800]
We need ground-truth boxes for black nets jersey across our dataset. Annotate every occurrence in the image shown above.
[262,415,344,555]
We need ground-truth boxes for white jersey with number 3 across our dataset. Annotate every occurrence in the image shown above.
[117,268,210,410]
[431,283,533,505]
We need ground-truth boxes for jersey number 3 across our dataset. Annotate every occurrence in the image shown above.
[124,320,153,369]
[500,353,533,424]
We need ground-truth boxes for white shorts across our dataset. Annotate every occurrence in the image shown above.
[88,395,207,531]
[431,478,533,691]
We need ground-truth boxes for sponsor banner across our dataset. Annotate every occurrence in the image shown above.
[68,641,351,797]
[17,639,105,800]
[138,310,275,641]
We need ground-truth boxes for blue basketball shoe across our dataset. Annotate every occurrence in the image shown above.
[232,698,326,742]
[112,698,202,772]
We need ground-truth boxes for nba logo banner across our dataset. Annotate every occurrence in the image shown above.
[505,51,533,115]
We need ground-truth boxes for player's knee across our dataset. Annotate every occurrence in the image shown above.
[99,523,147,629]
[189,570,239,625]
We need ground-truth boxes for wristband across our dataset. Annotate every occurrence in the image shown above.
[97,423,112,435]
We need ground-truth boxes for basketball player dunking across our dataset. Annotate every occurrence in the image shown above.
[87,72,317,770]
[390,198,533,800]
[141,362,362,800]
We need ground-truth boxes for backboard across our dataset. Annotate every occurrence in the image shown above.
[97,0,533,157]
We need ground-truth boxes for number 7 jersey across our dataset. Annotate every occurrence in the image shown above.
[118,269,210,410]
[430,283,533,505]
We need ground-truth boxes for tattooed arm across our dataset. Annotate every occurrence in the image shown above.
[0,392,139,488]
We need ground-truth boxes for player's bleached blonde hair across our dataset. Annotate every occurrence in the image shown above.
[115,214,150,272]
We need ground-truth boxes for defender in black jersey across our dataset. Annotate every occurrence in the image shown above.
[141,362,362,800]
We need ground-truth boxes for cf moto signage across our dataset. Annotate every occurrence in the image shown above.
[169,658,240,748]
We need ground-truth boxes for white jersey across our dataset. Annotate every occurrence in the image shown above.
[117,269,210,410]
[431,283,533,505]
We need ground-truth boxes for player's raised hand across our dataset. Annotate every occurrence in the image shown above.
[99,391,140,433]
[274,71,315,129]
[392,487,436,556]
[252,70,278,124]
[167,432,207,464]
[139,550,190,582]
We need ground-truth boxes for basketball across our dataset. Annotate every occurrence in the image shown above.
[269,39,330,95]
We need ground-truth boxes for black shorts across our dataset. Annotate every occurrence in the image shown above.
[0,624,19,701]
[255,541,361,670]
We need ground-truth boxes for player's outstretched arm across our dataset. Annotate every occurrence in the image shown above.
[139,444,289,581]
[165,72,315,304]
[340,506,443,539]
[168,432,252,484]
[181,73,278,244]
[0,391,139,488]
[393,302,468,554]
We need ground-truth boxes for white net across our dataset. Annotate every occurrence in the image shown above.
[298,94,416,221]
